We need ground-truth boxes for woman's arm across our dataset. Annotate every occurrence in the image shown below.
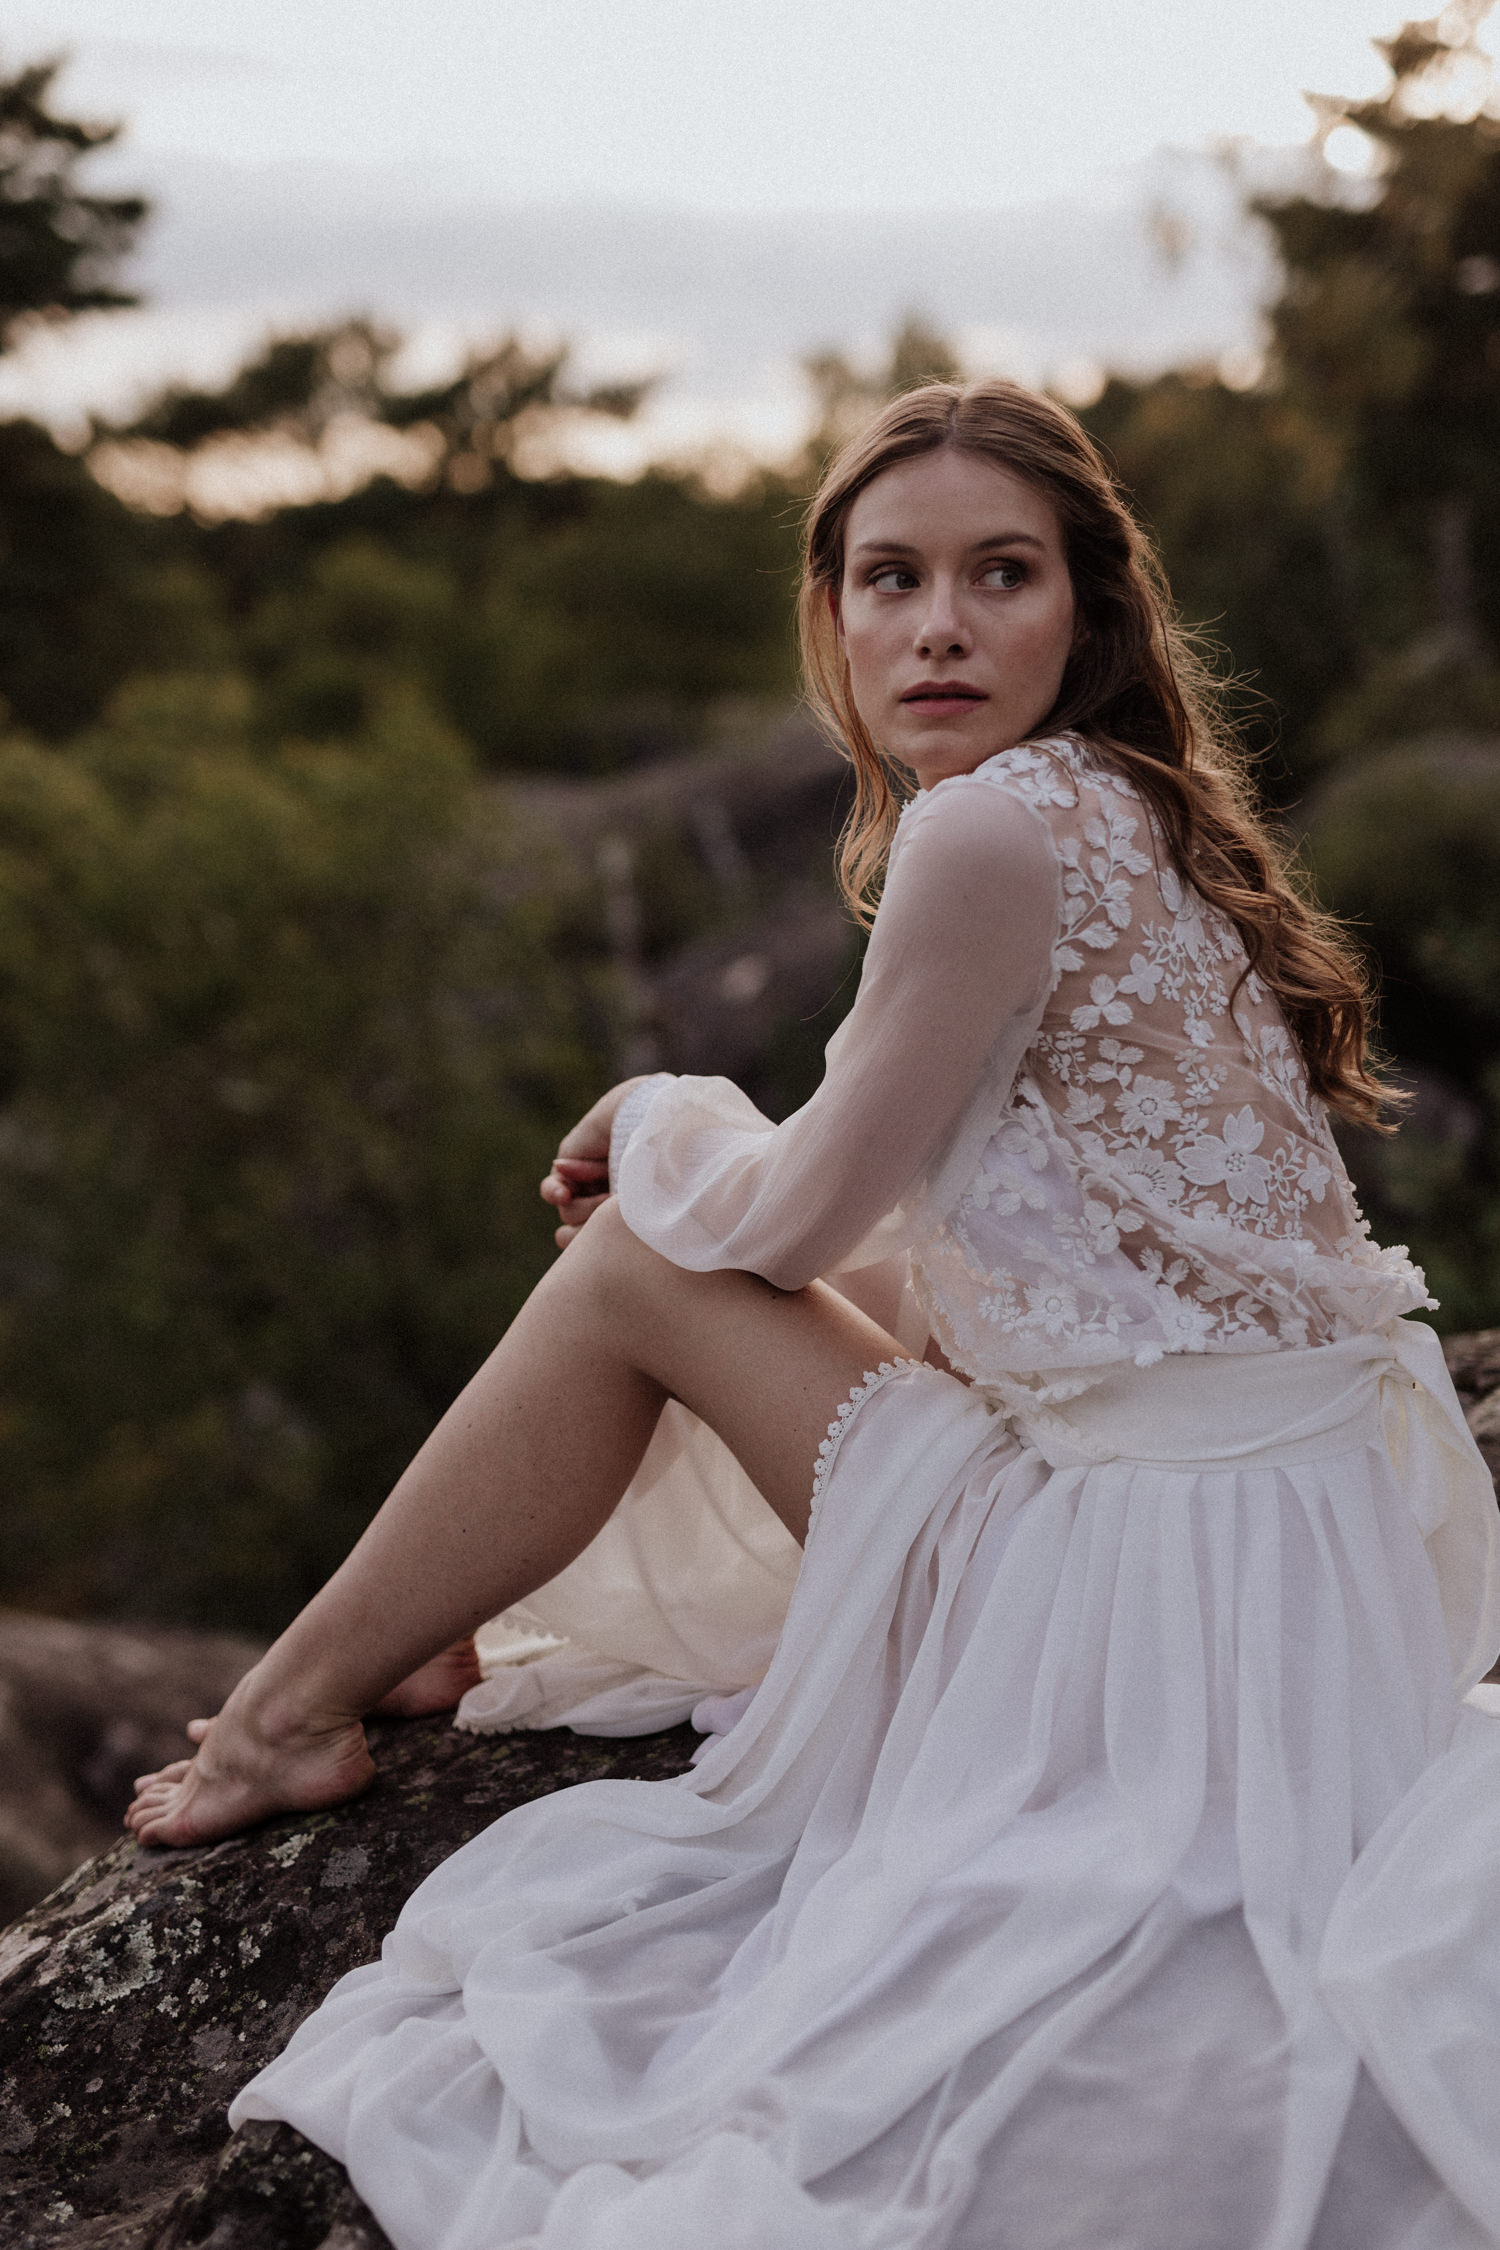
[611,779,1060,1289]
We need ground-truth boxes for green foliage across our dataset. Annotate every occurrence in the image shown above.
[800,314,963,472]
[1079,18,1500,789]
[1074,16,1500,1324]
[246,536,457,743]
[0,682,605,1629]
[0,418,158,737]
[1258,26,1500,514]
[120,321,400,452]
[1253,13,1500,666]
[0,58,146,349]
[0,59,154,734]
[1082,377,1356,784]
[1303,736,1500,1325]
[439,473,799,768]
[1307,737,1500,1042]
[217,471,800,771]
[1312,646,1500,763]
[110,318,651,497]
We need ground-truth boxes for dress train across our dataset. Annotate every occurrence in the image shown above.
[233,1336,1500,2249]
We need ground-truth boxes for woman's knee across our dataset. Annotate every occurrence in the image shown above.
[563,1197,673,1319]
[556,1201,767,1367]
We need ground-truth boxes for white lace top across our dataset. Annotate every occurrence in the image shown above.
[613,734,1428,1408]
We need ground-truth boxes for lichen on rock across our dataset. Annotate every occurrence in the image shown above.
[0,1712,699,2249]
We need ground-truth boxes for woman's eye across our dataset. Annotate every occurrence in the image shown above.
[869,566,918,592]
[980,561,1025,589]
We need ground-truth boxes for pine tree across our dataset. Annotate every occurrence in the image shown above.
[0,57,147,352]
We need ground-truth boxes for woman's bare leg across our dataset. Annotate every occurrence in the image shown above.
[126,1202,901,1848]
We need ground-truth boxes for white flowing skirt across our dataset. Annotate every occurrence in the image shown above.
[232,1339,1500,2250]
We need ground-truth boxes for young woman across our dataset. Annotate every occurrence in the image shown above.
[129,382,1500,2250]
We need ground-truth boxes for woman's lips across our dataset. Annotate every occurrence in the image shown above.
[900,685,987,710]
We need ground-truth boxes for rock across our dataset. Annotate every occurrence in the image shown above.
[1437,1324,1500,1404]
[1442,1326,1500,1483]
[2,1324,1499,2247]
[0,1711,700,2249]
[154,2119,394,2249]
[0,1614,266,1927]
[506,712,857,1108]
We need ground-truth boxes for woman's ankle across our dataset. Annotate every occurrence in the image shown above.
[224,1658,364,1750]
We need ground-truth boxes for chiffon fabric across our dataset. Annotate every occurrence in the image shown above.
[454,1400,804,1739]
[233,736,1500,2247]
[233,1334,1500,2250]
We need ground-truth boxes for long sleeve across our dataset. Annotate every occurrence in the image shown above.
[614,776,1061,1290]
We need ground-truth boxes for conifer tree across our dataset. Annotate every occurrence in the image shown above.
[0,57,146,352]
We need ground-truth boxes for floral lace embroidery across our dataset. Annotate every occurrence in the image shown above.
[1033,833,1337,1245]
[911,737,1427,1374]
[809,1361,919,1535]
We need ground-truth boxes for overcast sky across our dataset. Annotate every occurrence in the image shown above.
[0,0,1431,469]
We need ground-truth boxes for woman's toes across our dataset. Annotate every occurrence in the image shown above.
[123,1709,376,1848]
[134,1758,191,1791]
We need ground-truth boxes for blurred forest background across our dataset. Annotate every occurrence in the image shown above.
[0,14,1498,1634]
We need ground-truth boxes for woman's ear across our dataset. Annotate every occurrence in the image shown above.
[828,582,843,644]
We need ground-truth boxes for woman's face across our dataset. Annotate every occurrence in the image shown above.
[836,446,1077,790]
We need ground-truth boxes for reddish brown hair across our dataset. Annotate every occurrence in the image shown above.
[797,378,1390,1128]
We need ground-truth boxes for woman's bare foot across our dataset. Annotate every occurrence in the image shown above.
[125,1690,375,1850]
[373,1635,482,1718]
[124,1637,483,1846]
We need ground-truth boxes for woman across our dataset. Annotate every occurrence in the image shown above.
[129,382,1500,2249]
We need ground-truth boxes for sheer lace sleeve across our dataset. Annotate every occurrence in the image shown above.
[614,777,1061,1289]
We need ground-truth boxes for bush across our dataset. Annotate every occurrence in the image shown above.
[0,678,604,1631]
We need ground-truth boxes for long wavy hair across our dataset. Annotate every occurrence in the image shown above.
[797,378,1391,1129]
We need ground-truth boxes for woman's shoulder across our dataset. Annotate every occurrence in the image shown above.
[892,738,1145,877]
[907,732,1139,821]
[882,752,1064,912]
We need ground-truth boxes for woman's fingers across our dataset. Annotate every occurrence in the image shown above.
[539,1152,611,1242]
[550,1075,652,1175]
[541,1156,610,1208]
[556,1102,615,1166]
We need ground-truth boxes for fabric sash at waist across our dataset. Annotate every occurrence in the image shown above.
[989,1323,1458,1479]
[981,1320,1500,1692]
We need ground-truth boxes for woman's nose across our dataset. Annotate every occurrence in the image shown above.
[915,581,969,657]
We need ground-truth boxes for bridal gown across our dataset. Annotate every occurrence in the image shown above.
[233,734,1500,2250]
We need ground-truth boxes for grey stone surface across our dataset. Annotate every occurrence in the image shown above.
[1444,1326,1500,1482]
[0,1614,266,1928]
[0,1712,699,2248]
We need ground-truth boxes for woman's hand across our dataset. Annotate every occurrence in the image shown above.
[540,1078,651,1249]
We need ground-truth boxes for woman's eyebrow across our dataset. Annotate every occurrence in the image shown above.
[848,530,1048,558]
